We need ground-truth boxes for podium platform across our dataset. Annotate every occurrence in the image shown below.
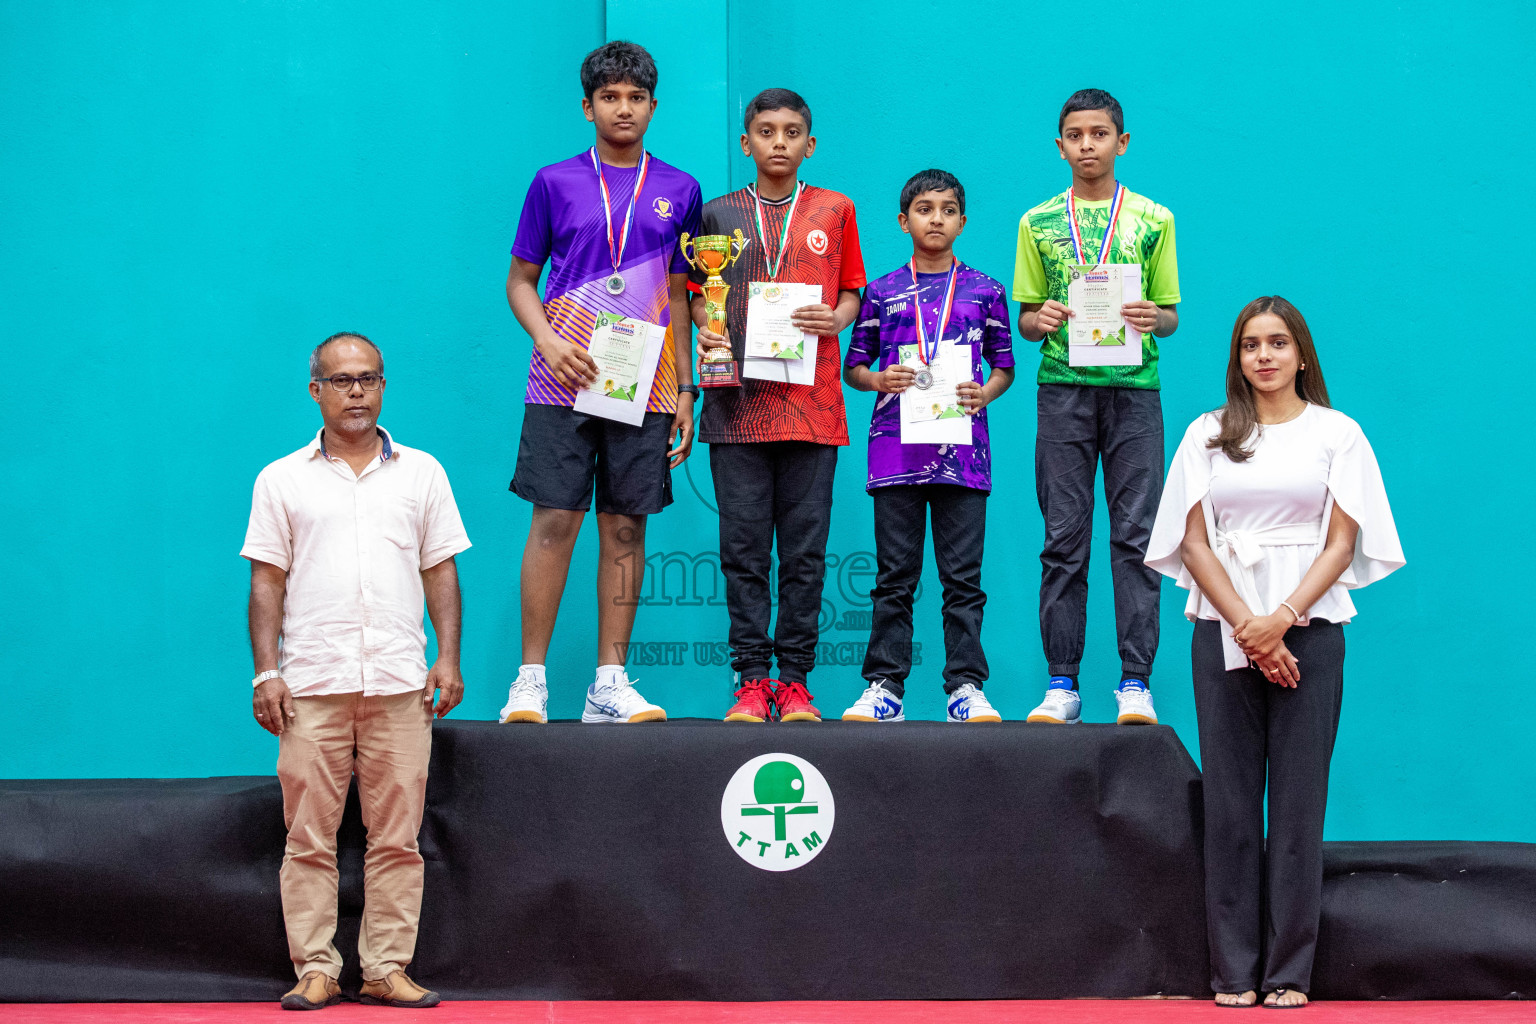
[2,721,1533,1002]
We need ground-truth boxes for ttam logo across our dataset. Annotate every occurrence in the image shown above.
[720,753,835,872]
[806,229,829,255]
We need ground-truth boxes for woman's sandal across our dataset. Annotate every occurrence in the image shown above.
[1214,990,1259,1008]
[1263,987,1309,1008]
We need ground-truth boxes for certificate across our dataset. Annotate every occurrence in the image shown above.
[745,282,810,359]
[573,312,666,426]
[899,341,972,446]
[743,281,821,385]
[588,312,646,400]
[1067,263,1143,368]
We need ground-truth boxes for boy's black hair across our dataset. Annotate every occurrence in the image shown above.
[580,41,658,99]
[743,88,812,134]
[1058,88,1124,134]
[900,169,965,214]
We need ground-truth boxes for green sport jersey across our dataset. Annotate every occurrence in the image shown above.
[1012,188,1179,390]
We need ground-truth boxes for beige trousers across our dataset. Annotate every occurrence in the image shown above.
[276,689,432,981]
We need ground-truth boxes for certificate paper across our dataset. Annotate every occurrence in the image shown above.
[899,341,972,446]
[573,312,666,426]
[1067,263,1143,368]
[588,312,646,400]
[744,282,821,385]
[745,283,810,359]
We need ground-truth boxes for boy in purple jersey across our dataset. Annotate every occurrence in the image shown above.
[841,170,1015,723]
[498,41,703,725]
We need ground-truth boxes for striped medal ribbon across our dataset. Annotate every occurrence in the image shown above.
[589,147,651,295]
[907,257,959,390]
[751,180,805,292]
[1068,180,1125,268]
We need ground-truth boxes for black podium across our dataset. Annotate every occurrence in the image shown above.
[3,720,1533,1002]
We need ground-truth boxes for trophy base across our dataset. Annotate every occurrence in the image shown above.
[698,359,742,388]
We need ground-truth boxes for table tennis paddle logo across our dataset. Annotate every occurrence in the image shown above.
[721,753,835,871]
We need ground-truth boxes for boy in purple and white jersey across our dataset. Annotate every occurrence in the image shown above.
[499,41,703,725]
[841,169,1015,723]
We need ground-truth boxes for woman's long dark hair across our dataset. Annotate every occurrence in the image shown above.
[1208,296,1331,462]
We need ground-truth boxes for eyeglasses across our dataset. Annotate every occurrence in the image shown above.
[315,374,384,392]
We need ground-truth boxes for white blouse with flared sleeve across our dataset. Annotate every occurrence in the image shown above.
[1145,404,1405,671]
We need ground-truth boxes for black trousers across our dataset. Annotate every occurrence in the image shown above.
[1036,383,1164,679]
[1193,618,1345,995]
[709,442,837,684]
[862,485,988,698]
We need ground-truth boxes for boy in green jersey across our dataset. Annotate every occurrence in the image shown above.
[1012,88,1179,726]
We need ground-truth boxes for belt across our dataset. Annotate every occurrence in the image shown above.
[1213,522,1322,671]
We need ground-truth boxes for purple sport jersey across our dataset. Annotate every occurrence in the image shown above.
[844,263,1015,491]
[511,151,702,414]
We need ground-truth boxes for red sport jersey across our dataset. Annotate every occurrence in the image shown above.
[687,184,866,445]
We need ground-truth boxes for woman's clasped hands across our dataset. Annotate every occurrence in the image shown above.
[1233,611,1301,687]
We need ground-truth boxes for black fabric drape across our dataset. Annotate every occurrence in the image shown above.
[2,722,1532,1002]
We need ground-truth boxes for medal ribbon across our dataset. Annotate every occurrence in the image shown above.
[907,257,959,366]
[589,147,651,280]
[1067,180,1125,267]
[751,181,804,281]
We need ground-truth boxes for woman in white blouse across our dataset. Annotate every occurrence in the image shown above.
[1146,296,1403,1009]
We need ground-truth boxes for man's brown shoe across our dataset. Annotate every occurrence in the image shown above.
[359,970,441,1008]
[280,971,341,1011]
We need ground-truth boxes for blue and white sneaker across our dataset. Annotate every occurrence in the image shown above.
[1026,678,1082,724]
[498,665,548,724]
[581,671,667,724]
[1114,679,1158,725]
[841,681,905,722]
[946,683,1002,723]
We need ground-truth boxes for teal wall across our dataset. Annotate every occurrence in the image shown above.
[2,1,1531,842]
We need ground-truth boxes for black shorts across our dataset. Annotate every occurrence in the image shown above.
[510,403,675,515]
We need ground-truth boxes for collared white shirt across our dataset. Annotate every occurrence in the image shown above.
[241,427,471,698]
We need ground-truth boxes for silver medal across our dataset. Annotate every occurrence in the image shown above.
[914,367,934,390]
[605,273,626,296]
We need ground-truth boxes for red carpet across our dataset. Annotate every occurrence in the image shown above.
[4,1003,1533,1023]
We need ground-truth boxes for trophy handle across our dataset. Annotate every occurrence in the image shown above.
[727,228,749,266]
[679,232,697,270]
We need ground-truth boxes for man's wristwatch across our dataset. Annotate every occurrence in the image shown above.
[678,384,700,397]
[252,669,283,688]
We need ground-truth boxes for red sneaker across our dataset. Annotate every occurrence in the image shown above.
[774,679,822,722]
[724,679,775,722]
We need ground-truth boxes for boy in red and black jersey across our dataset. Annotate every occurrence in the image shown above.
[690,87,866,723]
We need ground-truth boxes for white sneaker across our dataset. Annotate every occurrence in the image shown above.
[841,682,905,722]
[1114,681,1158,725]
[498,666,548,724]
[946,683,1002,723]
[582,672,667,724]
[1026,685,1082,724]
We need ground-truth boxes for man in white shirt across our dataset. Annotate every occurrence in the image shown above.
[242,332,471,1011]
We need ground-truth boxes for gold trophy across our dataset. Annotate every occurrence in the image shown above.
[680,229,750,388]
